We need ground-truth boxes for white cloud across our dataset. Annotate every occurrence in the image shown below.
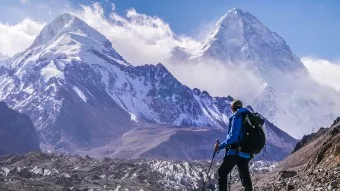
[111,3,115,12]
[0,2,262,99]
[301,57,340,92]
[69,3,265,100]
[0,18,45,57]
[70,2,200,65]
[167,58,264,102]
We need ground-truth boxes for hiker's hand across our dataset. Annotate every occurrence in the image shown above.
[214,143,220,152]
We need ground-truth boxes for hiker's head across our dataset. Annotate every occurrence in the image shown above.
[231,100,243,112]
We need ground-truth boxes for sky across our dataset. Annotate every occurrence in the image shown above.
[0,0,340,60]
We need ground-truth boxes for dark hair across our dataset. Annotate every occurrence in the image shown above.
[231,100,243,111]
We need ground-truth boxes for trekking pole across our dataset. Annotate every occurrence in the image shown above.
[201,140,220,191]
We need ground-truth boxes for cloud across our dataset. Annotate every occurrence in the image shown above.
[70,2,200,65]
[167,58,264,103]
[301,57,340,92]
[0,2,262,99]
[69,3,265,100]
[111,3,115,12]
[0,18,45,57]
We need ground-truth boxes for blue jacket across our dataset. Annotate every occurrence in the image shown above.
[219,107,252,159]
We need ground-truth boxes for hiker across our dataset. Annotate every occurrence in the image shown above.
[214,100,253,191]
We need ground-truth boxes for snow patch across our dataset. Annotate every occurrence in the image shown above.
[1,167,10,176]
[30,166,43,175]
[73,86,87,102]
[60,173,70,178]
[41,61,64,82]
[130,112,138,122]
[23,86,34,94]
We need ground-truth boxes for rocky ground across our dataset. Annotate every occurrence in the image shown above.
[0,152,276,191]
[0,121,338,191]
[252,165,339,191]
[251,118,340,191]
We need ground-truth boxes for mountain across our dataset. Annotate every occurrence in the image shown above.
[172,8,305,81]
[250,117,340,191]
[0,13,295,160]
[0,102,40,156]
[172,8,340,138]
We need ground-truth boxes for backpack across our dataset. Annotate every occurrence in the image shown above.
[240,111,266,155]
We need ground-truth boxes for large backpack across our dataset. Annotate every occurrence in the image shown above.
[239,111,266,155]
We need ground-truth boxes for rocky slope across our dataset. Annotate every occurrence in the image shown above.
[0,152,277,191]
[248,117,340,191]
[0,13,296,160]
[116,121,296,161]
[0,102,40,156]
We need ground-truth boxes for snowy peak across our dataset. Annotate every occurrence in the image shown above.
[12,13,129,70]
[30,13,109,49]
[214,8,275,41]
[212,8,282,44]
[183,8,306,76]
[219,8,261,28]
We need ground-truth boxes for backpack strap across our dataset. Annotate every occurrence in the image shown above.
[244,113,254,127]
[235,112,248,148]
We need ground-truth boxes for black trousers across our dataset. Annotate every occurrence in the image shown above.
[218,155,252,191]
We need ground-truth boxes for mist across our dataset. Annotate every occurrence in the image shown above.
[164,58,265,105]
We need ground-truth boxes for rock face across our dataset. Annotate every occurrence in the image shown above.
[0,102,40,156]
[0,152,277,191]
[291,127,328,153]
[0,13,296,160]
[251,117,340,191]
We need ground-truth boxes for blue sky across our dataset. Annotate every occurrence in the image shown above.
[110,0,340,60]
[0,0,339,60]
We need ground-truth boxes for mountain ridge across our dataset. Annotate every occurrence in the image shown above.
[0,13,296,161]
[171,8,340,138]
[0,102,40,156]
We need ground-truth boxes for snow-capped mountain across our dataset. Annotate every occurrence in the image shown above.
[0,13,295,160]
[173,8,305,82]
[172,8,340,138]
